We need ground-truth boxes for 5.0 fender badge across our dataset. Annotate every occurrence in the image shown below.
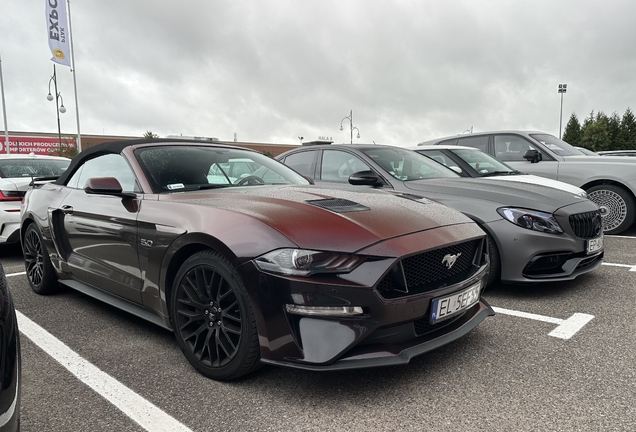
[140,239,153,248]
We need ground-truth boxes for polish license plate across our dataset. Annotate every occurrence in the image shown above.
[586,235,604,254]
[431,282,481,323]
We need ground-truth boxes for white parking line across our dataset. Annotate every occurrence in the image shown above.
[5,272,25,277]
[16,311,193,432]
[605,235,636,239]
[602,262,636,271]
[492,307,594,340]
[548,314,595,339]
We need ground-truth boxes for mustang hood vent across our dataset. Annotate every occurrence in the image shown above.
[306,198,370,213]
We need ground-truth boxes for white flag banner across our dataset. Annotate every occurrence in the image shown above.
[46,0,71,67]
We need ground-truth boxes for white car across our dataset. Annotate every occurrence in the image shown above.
[0,153,70,244]
[413,145,587,197]
[597,150,636,157]
[419,131,636,234]
[575,146,598,156]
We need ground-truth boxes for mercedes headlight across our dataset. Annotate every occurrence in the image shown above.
[497,208,563,234]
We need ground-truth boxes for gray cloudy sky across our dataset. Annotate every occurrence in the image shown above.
[2,0,635,146]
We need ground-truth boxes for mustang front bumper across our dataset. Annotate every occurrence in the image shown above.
[238,226,493,370]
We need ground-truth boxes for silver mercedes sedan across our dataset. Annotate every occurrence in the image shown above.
[278,143,604,286]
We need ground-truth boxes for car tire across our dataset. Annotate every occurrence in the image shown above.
[486,234,500,287]
[23,224,59,295]
[170,250,261,380]
[586,184,636,235]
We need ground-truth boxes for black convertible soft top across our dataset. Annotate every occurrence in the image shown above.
[54,138,239,185]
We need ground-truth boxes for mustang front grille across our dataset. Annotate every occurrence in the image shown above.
[569,210,603,239]
[376,238,484,299]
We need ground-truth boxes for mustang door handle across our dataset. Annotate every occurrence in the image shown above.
[61,205,74,215]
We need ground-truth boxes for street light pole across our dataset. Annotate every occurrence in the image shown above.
[0,54,10,154]
[340,110,360,144]
[47,65,66,152]
[558,83,567,139]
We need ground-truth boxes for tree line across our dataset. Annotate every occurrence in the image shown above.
[562,108,636,151]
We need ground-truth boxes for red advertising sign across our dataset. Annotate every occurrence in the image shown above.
[0,136,76,155]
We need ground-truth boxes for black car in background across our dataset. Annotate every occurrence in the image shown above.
[0,264,20,432]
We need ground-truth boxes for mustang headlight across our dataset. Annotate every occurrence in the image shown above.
[497,207,563,234]
[254,249,363,276]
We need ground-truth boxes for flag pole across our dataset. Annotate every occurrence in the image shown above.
[0,54,10,155]
[67,0,82,152]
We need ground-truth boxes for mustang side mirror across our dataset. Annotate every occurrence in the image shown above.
[84,177,137,198]
[449,166,463,174]
[349,170,383,187]
[523,149,542,163]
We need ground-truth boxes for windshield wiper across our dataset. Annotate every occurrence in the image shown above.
[198,184,231,190]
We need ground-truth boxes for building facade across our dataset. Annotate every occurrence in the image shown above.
[1,131,300,157]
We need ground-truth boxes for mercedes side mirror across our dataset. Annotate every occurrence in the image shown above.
[349,170,383,187]
[523,149,542,163]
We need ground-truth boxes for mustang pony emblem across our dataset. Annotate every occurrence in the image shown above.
[442,253,461,269]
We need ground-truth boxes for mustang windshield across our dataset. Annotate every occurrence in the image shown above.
[135,146,310,193]
[360,147,459,181]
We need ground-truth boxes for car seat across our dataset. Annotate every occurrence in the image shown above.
[495,142,507,157]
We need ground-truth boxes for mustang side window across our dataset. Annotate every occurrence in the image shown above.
[66,154,141,192]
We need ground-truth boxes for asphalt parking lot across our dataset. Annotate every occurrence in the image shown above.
[1,225,635,432]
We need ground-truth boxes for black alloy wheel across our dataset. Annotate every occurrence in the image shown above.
[23,224,58,295]
[171,250,260,380]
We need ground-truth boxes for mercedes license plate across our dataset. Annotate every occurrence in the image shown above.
[431,282,481,323]
[586,235,604,255]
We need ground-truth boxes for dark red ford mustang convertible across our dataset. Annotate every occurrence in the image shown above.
[21,139,494,380]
